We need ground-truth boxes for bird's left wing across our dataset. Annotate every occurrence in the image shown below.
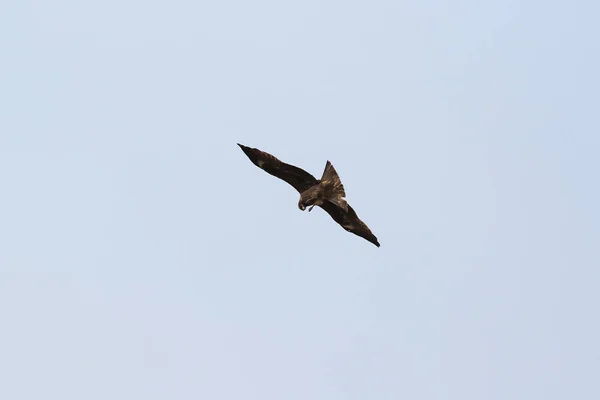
[319,201,380,247]
[237,143,318,193]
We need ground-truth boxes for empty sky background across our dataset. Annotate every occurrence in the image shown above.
[1,1,599,399]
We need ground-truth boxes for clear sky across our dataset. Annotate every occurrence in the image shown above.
[1,1,599,399]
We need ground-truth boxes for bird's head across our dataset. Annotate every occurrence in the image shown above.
[298,199,306,211]
[298,196,318,212]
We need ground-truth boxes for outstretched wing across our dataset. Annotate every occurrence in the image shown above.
[238,143,317,193]
[319,201,380,247]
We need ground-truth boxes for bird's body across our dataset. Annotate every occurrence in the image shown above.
[237,143,380,247]
[300,185,328,210]
[298,160,347,212]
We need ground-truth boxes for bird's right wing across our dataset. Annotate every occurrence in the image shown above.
[237,143,318,193]
[319,201,380,247]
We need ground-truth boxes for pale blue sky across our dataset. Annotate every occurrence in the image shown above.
[1,1,599,399]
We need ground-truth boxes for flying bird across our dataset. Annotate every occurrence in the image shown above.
[237,143,380,247]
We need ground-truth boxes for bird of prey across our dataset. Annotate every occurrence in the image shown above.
[237,143,380,247]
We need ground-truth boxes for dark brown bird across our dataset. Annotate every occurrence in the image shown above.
[237,143,380,247]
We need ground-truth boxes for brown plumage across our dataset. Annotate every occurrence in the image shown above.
[237,143,380,247]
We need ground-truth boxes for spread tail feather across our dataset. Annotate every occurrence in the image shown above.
[321,161,348,211]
